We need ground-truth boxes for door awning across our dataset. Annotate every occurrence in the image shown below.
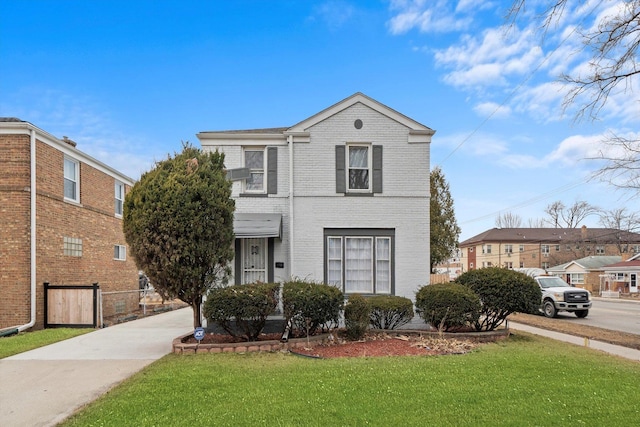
[234,213,282,239]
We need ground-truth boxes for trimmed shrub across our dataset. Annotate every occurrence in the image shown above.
[455,267,542,331]
[368,295,414,330]
[415,283,481,331]
[203,282,280,341]
[282,279,344,336]
[344,294,370,340]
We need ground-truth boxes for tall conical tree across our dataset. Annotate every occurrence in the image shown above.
[123,143,235,328]
[430,167,461,273]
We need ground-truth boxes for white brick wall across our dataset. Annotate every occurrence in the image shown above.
[199,98,431,300]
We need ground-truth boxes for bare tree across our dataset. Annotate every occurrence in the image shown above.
[527,217,547,228]
[510,1,640,192]
[599,207,640,231]
[495,212,523,228]
[544,200,598,228]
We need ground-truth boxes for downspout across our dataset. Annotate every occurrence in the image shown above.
[288,135,294,278]
[18,127,37,331]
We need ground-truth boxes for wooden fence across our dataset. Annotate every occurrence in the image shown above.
[44,282,99,328]
[429,274,451,284]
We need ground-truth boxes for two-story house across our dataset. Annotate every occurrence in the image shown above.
[198,93,434,300]
[0,118,139,331]
[459,226,640,272]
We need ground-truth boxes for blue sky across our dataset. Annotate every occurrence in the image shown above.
[2,0,638,240]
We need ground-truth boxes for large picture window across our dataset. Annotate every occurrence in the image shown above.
[324,229,394,294]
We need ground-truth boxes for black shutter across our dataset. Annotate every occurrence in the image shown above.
[335,145,346,193]
[267,147,277,194]
[234,239,241,285]
[372,145,383,193]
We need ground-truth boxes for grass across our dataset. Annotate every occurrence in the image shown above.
[0,328,91,359]
[509,312,640,350]
[61,333,640,427]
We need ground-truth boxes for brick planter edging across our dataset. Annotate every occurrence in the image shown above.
[172,332,332,355]
[172,328,510,355]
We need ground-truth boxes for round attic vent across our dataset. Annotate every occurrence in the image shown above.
[354,119,363,129]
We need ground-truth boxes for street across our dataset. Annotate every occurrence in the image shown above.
[552,298,640,335]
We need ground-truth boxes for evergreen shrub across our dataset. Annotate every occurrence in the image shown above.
[282,279,344,336]
[368,295,414,329]
[415,283,480,331]
[203,282,280,341]
[344,294,370,340]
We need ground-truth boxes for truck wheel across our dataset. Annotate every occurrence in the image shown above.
[543,300,557,318]
[575,310,588,318]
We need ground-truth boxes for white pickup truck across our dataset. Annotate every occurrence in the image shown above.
[516,269,592,318]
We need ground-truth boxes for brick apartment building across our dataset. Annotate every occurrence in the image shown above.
[459,226,640,273]
[0,118,139,330]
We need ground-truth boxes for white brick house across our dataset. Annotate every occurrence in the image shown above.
[197,93,434,300]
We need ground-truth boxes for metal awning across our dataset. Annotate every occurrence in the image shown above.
[234,213,282,239]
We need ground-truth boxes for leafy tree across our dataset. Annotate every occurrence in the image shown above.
[456,267,541,331]
[430,167,461,272]
[123,143,235,328]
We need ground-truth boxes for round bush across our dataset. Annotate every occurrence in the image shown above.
[282,280,344,336]
[203,282,280,341]
[415,283,480,331]
[455,267,542,331]
[368,295,414,330]
[344,294,370,340]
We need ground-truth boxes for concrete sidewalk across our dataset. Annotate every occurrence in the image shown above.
[0,307,192,427]
[508,321,640,361]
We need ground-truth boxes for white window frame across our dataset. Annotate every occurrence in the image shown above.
[569,273,584,285]
[519,244,524,252]
[115,181,124,217]
[596,245,605,255]
[63,157,80,202]
[325,230,393,295]
[243,147,266,193]
[346,144,371,193]
[114,244,126,261]
[504,244,513,254]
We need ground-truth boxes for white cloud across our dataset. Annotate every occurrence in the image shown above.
[473,102,512,119]
[312,1,355,29]
[387,0,472,34]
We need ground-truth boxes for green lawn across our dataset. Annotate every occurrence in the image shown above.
[0,328,91,359]
[62,333,639,426]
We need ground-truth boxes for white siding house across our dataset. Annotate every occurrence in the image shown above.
[197,93,434,300]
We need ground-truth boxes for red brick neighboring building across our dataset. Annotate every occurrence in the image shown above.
[0,118,139,330]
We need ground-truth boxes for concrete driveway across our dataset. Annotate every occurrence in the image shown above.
[0,307,192,427]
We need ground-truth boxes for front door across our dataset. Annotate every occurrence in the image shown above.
[630,273,637,293]
[242,238,267,284]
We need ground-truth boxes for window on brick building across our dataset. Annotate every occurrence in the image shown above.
[114,245,126,261]
[115,181,124,216]
[335,144,382,194]
[64,157,79,202]
[596,245,605,255]
[63,237,83,257]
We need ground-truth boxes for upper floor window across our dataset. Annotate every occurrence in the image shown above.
[244,148,265,192]
[242,147,277,195]
[115,181,124,216]
[504,244,513,254]
[519,244,524,252]
[114,244,126,261]
[482,244,492,254]
[64,157,79,202]
[335,144,382,194]
[348,144,371,191]
[596,245,605,255]
[541,245,550,255]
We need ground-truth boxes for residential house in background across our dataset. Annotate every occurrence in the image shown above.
[546,255,621,293]
[601,253,640,294]
[459,226,640,273]
[198,93,434,300]
[0,118,139,330]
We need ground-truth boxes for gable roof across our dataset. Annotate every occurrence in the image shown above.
[459,227,640,246]
[548,256,622,272]
[286,92,434,135]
